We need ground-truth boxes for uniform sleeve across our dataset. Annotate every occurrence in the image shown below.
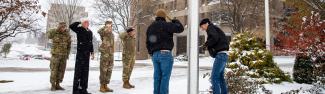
[66,32,71,57]
[119,32,127,40]
[98,27,104,40]
[47,29,55,39]
[69,22,81,33]
[119,32,127,46]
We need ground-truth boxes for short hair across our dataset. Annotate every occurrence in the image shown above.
[156,9,167,18]
[58,22,66,26]
[58,22,66,29]
[200,18,211,26]
[80,18,89,23]
[105,21,112,25]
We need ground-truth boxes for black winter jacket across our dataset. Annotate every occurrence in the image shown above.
[205,24,229,57]
[69,22,94,53]
[146,17,184,55]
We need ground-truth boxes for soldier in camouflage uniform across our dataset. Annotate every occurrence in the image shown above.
[98,21,114,92]
[120,28,136,89]
[47,22,71,91]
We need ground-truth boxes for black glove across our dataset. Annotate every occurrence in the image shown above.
[126,28,134,33]
[200,42,208,51]
[201,46,207,51]
[171,19,180,23]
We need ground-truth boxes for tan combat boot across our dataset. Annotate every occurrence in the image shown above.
[123,81,135,89]
[106,85,114,92]
[100,84,113,92]
[55,82,65,90]
[50,82,56,91]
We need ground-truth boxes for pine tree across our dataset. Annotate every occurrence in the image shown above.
[1,43,12,58]
[228,32,291,83]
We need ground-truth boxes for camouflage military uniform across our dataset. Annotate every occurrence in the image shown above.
[47,28,71,84]
[98,26,115,84]
[120,32,136,82]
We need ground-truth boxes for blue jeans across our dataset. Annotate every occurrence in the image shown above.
[211,53,228,94]
[152,51,174,94]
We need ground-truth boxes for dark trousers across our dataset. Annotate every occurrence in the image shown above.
[73,51,90,94]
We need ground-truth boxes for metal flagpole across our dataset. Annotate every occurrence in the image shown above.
[265,0,271,50]
[187,0,199,94]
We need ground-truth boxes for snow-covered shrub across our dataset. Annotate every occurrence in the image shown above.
[203,68,272,94]
[314,55,325,84]
[275,11,324,84]
[294,53,325,84]
[226,67,261,94]
[174,55,188,62]
[281,79,325,94]
[228,32,291,83]
[293,53,314,84]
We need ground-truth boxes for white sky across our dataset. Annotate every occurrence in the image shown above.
[12,0,127,42]
[38,0,104,41]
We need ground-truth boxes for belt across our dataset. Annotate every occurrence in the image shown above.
[160,50,170,52]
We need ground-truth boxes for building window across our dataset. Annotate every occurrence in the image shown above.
[176,36,206,55]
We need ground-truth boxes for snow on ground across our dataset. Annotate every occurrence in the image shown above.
[0,66,189,94]
[273,56,296,75]
[1,55,317,94]
[0,44,322,94]
[7,43,50,58]
[263,82,315,94]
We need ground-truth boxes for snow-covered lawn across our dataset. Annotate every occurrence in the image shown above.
[1,55,321,94]
[0,44,322,94]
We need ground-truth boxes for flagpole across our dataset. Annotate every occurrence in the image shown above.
[187,0,199,94]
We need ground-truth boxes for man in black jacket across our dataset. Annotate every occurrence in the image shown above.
[146,9,184,94]
[200,18,229,94]
[70,19,94,94]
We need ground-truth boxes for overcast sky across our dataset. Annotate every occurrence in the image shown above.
[38,0,105,41]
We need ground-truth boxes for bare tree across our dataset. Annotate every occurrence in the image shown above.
[47,0,83,26]
[303,0,325,19]
[221,0,264,33]
[303,0,325,12]
[94,0,148,33]
[0,0,41,42]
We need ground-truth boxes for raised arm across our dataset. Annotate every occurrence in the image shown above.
[69,22,81,33]
[98,27,104,40]
[47,29,55,39]
[170,19,184,33]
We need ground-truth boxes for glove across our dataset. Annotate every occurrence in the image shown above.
[200,45,207,51]
[200,42,208,51]
[171,19,180,23]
